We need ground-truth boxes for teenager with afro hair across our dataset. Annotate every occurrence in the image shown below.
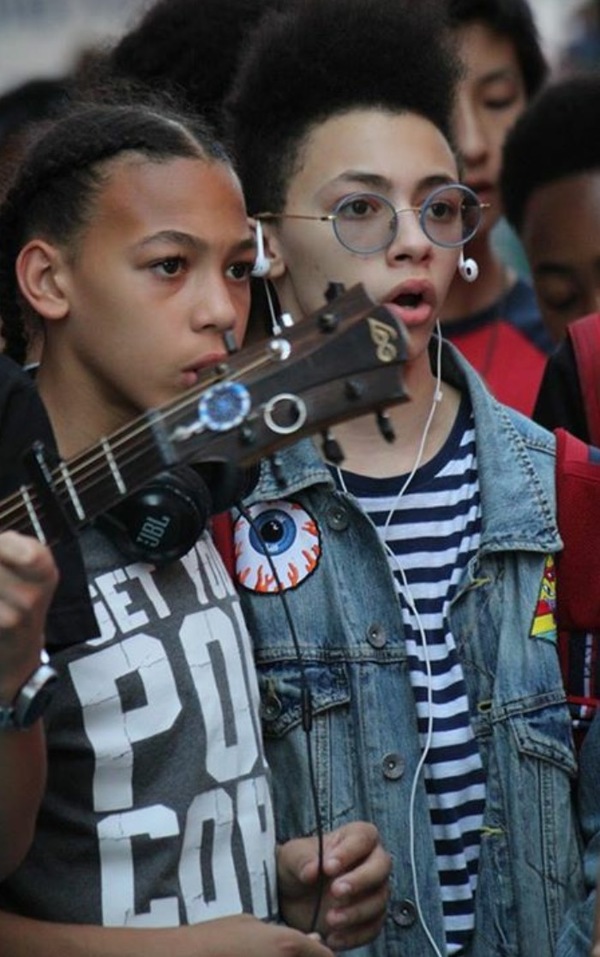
[224,0,590,954]
[436,0,553,417]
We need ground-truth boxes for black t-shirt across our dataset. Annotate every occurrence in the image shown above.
[0,354,98,646]
[532,337,589,443]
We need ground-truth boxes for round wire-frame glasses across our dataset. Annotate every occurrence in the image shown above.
[256,183,489,255]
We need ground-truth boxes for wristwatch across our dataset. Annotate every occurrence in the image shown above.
[0,650,58,730]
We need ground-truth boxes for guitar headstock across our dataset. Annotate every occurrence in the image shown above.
[159,282,410,471]
[6,283,410,546]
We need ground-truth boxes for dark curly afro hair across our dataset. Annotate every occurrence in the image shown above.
[110,0,288,139]
[225,0,462,214]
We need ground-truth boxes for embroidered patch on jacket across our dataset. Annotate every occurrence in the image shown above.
[234,501,321,593]
[530,555,557,644]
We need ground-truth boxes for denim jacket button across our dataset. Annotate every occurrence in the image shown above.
[261,685,283,721]
[391,899,417,927]
[382,752,405,780]
[326,505,349,531]
[367,622,387,648]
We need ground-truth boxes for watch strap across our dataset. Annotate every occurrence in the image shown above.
[0,650,58,730]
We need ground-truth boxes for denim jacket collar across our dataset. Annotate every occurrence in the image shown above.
[249,340,560,554]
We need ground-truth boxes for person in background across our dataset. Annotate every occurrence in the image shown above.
[0,96,390,956]
[499,71,600,436]
[225,0,586,953]
[439,0,553,415]
[559,0,600,75]
[107,0,282,141]
[500,69,600,957]
[0,77,68,203]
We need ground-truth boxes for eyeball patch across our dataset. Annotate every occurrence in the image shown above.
[234,501,321,593]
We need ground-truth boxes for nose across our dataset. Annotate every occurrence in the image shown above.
[189,274,239,336]
[454,99,487,167]
[385,207,433,264]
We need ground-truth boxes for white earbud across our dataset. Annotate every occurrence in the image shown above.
[252,220,271,278]
[458,250,479,283]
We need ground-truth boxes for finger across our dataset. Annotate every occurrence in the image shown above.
[325,876,390,931]
[321,822,381,876]
[302,931,335,955]
[328,841,392,900]
[0,532,57,585]
[323,883,390,952]
[325,912,388,954]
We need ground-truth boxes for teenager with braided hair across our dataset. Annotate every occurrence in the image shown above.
[0,98,390,956]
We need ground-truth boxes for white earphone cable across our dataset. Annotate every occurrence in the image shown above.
[336,323,445,956]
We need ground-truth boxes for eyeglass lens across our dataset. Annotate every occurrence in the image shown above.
[332,185,482,253]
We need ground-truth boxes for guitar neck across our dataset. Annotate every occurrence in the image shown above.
[0,397,197,545]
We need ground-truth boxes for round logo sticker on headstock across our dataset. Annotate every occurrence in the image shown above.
[234,501,321,592]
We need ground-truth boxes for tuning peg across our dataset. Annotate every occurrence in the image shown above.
[321,429,345,465]
[268,453,286,487]
[325,281,346,302]
[376,411,396,443]
[223,330,238,354]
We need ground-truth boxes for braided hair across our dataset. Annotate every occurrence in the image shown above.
[0,100,230,363]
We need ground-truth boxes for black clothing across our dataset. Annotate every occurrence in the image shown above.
[533,337,589,442]
[0,355,98,645]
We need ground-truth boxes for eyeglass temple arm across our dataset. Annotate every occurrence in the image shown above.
[254,212,336,223]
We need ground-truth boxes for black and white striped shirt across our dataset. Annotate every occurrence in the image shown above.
[336,396,484,955]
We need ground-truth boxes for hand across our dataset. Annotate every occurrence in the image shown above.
[277,822,391,951]
[0,531,58,705]
[185,914,335,957]
[0,910,336,957]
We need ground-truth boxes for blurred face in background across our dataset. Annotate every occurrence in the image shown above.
[452,20,528,238]
[520,170,600,342]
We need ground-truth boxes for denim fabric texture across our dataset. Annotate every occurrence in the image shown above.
[239,342,586,957]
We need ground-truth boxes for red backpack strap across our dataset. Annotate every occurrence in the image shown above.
[555,427,600,744]
[567,312,600,445]
[555,427,600,630]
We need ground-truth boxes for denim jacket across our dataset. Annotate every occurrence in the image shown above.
[238,343,585,956]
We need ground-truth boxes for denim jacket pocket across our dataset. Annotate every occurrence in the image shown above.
[256,661,358,836]
[258,661,350,737]
[509,694,578,777]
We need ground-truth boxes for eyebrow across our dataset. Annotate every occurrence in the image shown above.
[477,67,520,86]
[136,229,256,254]
[329,170,456,193]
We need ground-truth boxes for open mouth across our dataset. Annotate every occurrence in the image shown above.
[394,292,423,309]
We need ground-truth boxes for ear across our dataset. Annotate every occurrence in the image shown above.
[258,221,287,280]
[16,239,71,320]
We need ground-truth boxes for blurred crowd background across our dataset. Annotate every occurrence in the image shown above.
[0,0,599,97]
